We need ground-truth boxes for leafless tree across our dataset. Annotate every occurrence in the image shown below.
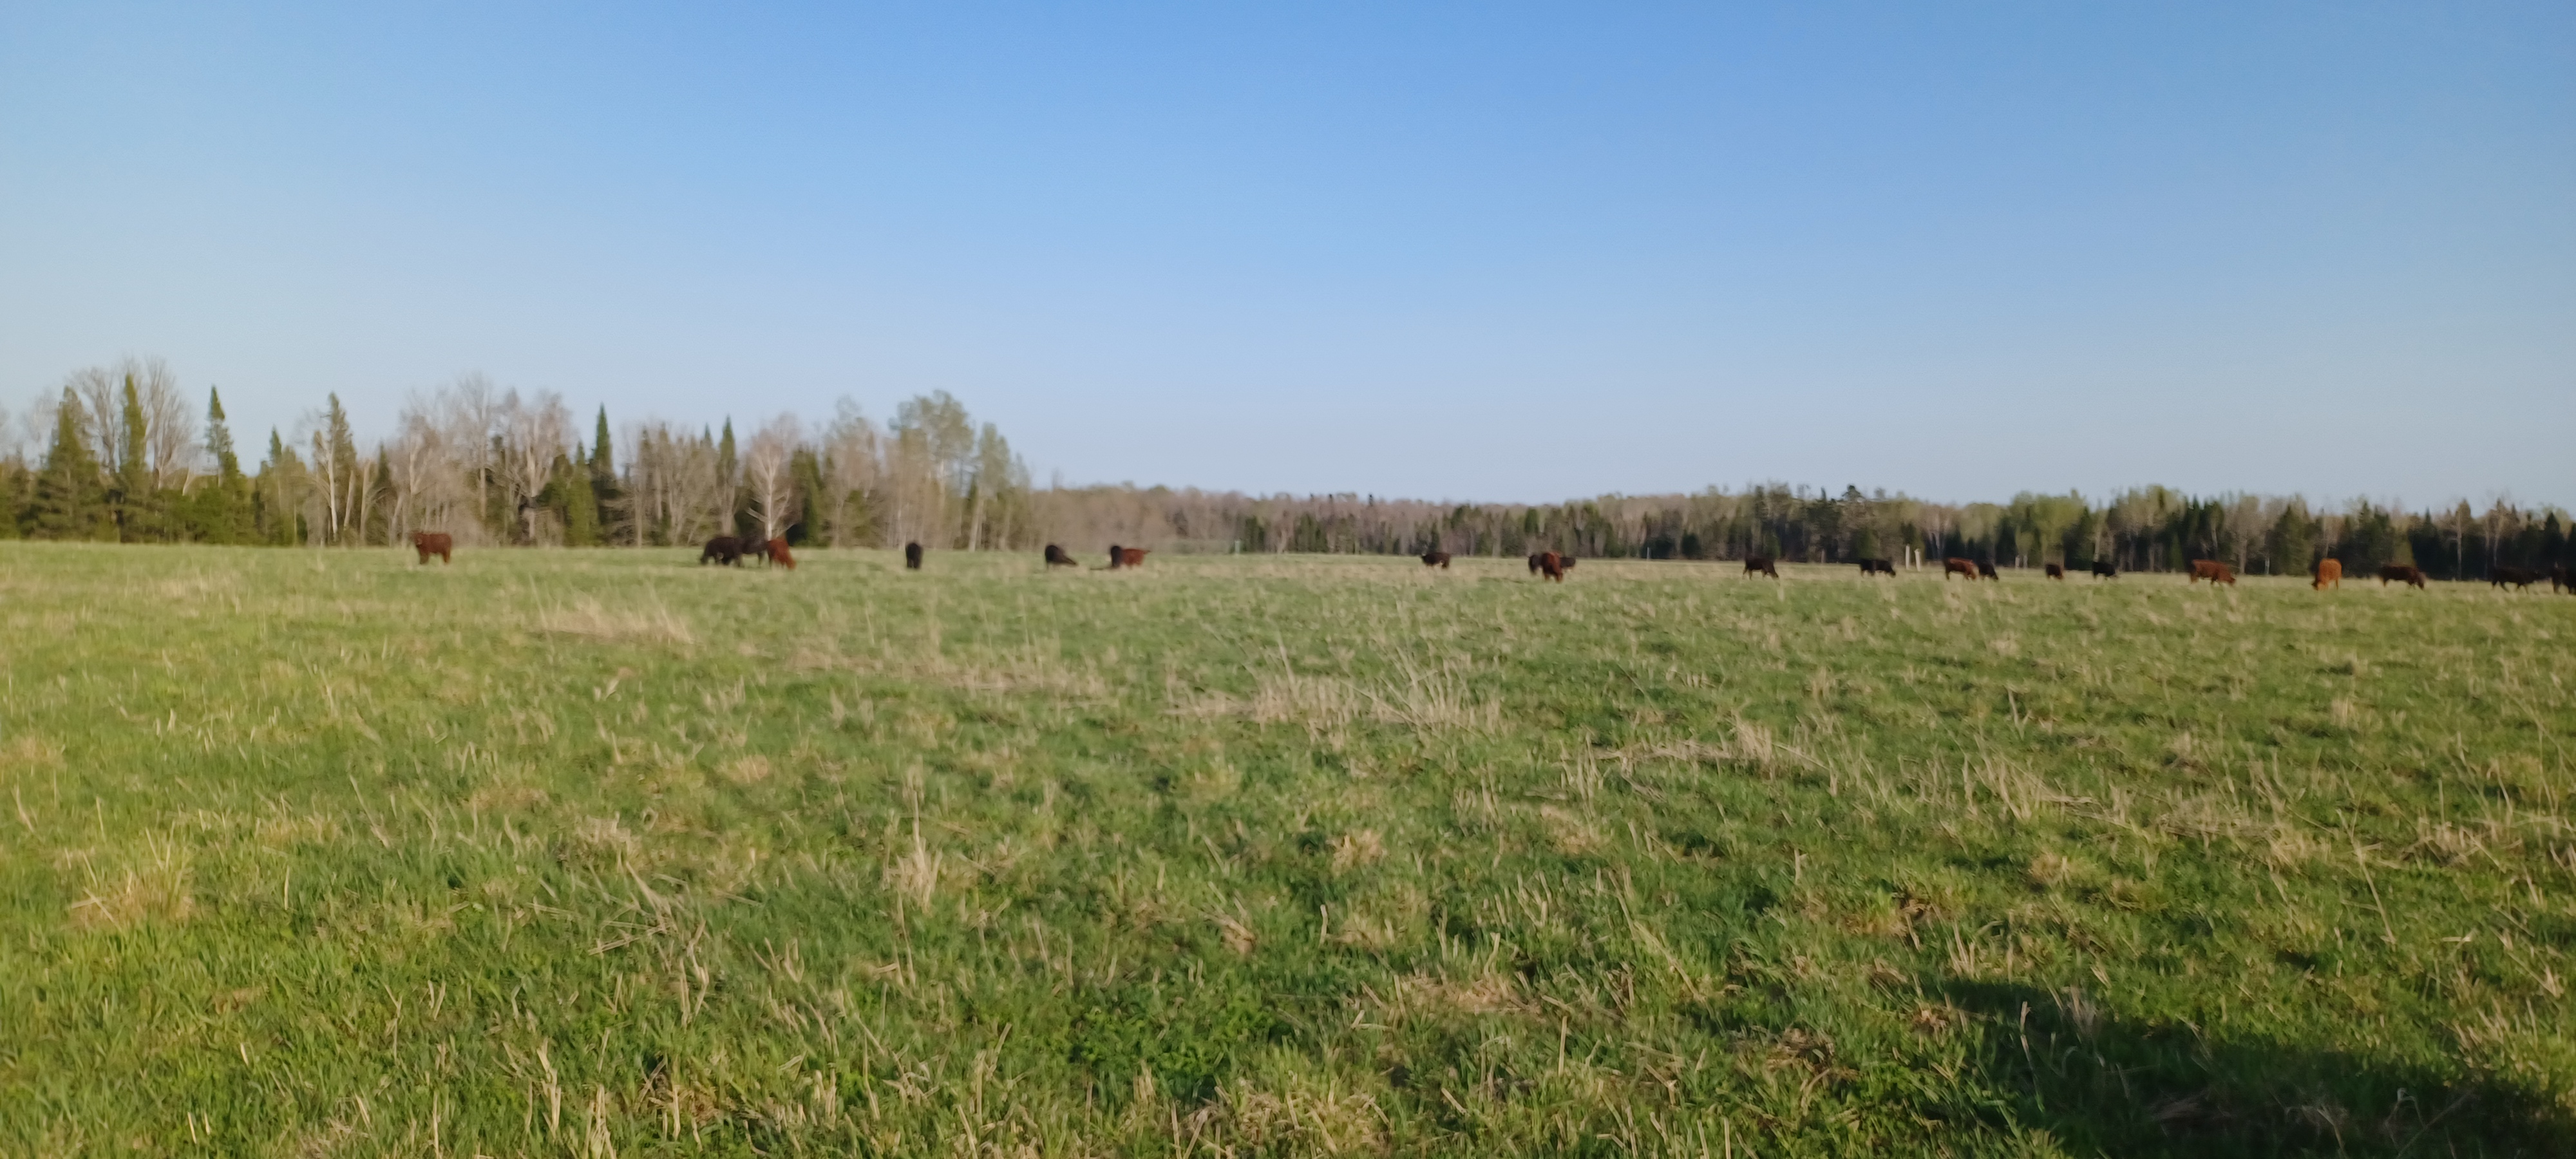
[742,414,803,542]
[495,390,571,544]
[819,398,881,546]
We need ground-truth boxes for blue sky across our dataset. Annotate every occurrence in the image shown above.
[3,2,2568,506]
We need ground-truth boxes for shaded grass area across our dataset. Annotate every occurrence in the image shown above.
[0,542,2570,1156]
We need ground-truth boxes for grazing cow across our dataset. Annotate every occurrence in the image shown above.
[2312,558,2341,590]
[2555,565,2573,594]
[2044,563,2065,581]
[1044,544,1078,567]
[1944,558,1978,581]
[411,531,453,565]
[2188,560,2237,586]
[1421,550,1451,569]
[2091,561,2119,580]
[1106,545,1148,570]
[904,542,924,570]
[1744,556,1779,579]
[2492,565,2541,591]
[700,536,744,566]
[1976,560,1999,581]
[1859,558,1896,576]
[1535,551,1566,581]
[2377,564,2427,589]
[1527,552,1544,575]
[1558,556,1577,572]
[763,539,795,570]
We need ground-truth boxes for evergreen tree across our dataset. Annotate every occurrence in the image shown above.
[589,407,625,543]
[256,430,308,545]
[32,388,113,540]
[115,375,155,541]
[557,451,600,546]
[186,388,253,543]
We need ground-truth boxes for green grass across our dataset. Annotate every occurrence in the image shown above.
[1,543,2570,1156]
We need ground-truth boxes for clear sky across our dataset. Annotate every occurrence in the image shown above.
[3,2,2568,507]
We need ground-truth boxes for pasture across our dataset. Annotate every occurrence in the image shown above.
[0,543,2570,1156]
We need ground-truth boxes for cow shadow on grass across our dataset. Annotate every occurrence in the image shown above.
[1935,980,2571,1157]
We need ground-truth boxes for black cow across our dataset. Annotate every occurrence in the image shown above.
[700,536,744,566]
[905,542,924,570]
[2090,561,2119,580]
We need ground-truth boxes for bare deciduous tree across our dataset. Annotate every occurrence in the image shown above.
[742,414,802,542]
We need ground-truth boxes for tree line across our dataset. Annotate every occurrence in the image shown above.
[5,359,2568,580]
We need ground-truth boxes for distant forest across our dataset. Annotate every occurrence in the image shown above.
[6,358,2569,580]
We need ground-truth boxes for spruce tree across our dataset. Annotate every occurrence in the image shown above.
[115,375,154,541]
[589,407,624,543]
[32,388,112,540]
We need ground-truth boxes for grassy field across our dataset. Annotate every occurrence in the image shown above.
[0,543,2570,1157]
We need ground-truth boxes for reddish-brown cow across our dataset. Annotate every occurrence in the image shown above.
[2313,559,2341,590]
[1535,551,1566,581]
[411,531,453,565]
[764,539,795,570]
[2189,560,2237,586]
[1943,558,1978,581]
[1107,545,1148,569]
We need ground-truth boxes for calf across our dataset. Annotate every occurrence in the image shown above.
[2090,561,2119,580]
[1744,556,1779,579]
[2312,558,2341,590]
[2188,559,2237,586]
[1043,544,1078,567]
[1944,558,1978,581]
[2377,564,2427,589]
[1535,551,1566,582]
[1421,550,1451,569]
[1859,558,1896,576]
[905,542,924,570]
[1107,545,1148,569]
[2043,563,2065,581]
[411,531,453,565]
[700,536,744,566]
[2492,565,2541,591]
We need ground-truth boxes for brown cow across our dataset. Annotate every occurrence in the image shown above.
[2188,560,2237,586]
[1421,550,1451,569]
[2377,564,2427,589]
[1858,558,1895,576]
[1744,556,1779,579]
[1106,545,1148,570]
[905,542,924,570]
[764,539,795,570]
[1535,551,1565,581]
[700,536,744,565]
[2043,563,2065,581]
[1976,560,1999,581]
[1044,544,1078,567]
[1944,558,1978,580]
[411,531,453,565]
[2312,558,2340,590]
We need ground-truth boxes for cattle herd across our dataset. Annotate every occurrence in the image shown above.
[395,529,2573,594]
